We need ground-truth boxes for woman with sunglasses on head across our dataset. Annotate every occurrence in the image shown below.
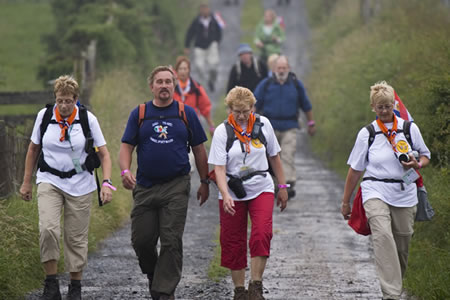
[208,86,288,300]
[341,81,430,300]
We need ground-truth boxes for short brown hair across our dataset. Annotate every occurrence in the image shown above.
[147,66,176,87]
[54,75,79,99]
[175,56,191,72]
[225,86,256,110]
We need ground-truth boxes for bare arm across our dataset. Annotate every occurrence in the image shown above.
[97,145,113,204]
[19,142,41,201]
[341,167,364,219]
[192,143,209,205]
[215,164,235,215]
[268,154,288,211]
[119,143,136,190]
[305,110,316,136]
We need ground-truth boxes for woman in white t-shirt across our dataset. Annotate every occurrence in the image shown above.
[208,86,288,300]
[19,75,113,299]
[341,81,430,300]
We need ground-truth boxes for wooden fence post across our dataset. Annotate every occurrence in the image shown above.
[0,120,13,198]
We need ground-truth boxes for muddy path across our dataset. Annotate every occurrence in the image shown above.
[28,0,412,299]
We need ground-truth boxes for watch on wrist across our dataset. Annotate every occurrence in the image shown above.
[103,179,113,185]
[200,178,210,185]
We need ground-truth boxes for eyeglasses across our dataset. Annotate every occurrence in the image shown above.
[375,104,393,111]
[56,99,75,105]
[231,109,251,117]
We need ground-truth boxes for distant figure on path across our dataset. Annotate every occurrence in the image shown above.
[341,81,430,300]
[254,55,315,199]
[173,55,215,137]
[119,66,209,300]
[254,9,285,63]
[184,3,223,92]
[20,75,113,300]
[208,87,288,300]
[226,43,268,93]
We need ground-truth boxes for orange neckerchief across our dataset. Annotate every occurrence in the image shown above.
[376,114,398,152]
[54,106,77,142]
[227,112,256,153]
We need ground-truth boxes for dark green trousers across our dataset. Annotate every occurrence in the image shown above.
[131,174,191,295]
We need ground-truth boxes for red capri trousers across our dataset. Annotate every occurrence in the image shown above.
[219,192,274,270]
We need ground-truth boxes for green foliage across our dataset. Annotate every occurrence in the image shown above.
[240,0,264,45]
[0,2,54,91]
[304,0,450,298]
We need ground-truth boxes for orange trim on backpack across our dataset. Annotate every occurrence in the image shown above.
[138,101,188,127]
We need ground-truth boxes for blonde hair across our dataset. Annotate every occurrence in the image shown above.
[54,75,79,99]
[225,86,256,110]
[147,66,176,87]
[370,81,395,107]
[267,54,279,72]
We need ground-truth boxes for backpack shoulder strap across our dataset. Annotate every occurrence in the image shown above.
[253,57,260,78]
[224,120,237,153]
[138,103,146,127]
[365,123,376,161]
[39,104,54,146]
[403,120,413,148]
[235,61,241,81]
[78,105,90,138]
[177,101,188,126]
[254,114,267,148]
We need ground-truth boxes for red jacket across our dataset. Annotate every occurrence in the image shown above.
[174,77,212,119]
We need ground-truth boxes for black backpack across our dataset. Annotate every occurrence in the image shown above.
[365,120,413,161]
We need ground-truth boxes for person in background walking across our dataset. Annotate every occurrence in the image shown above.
[184,3,222,92]
[226,43,268,93]
[341,81,430,300]
[254,9,285,64]
[225,0,239,5]
[208,86,288,300]
[19,75,113,300]
[119,66,209,300]
[254,55,316,199]
[173,55,215,137]
[266,53,279,78]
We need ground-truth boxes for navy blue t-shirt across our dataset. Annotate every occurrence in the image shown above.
[121,100,207,187]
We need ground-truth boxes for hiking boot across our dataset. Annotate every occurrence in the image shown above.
[159,293,175,300]
[41,277,61,300]
[233,286,248,300]
[147,274,160,299]
[248,280,265,300]
[67,282,82,300]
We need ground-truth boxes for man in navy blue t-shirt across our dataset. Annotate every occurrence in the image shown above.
[119,66,209,299]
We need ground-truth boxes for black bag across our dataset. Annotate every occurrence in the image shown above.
[415,186,435,221]
[227,176,247,199]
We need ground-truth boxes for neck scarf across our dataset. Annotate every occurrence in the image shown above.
[227,112,256,153]
[178,79,191,102]
[376,114,398,152]
[54,106,77,142]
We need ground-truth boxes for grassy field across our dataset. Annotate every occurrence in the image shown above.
[304,0,450,299]
[0,1,54,91]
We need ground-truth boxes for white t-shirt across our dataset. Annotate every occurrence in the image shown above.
[208,116,281,201]
[30,105,106,196]
[347,118,431,207]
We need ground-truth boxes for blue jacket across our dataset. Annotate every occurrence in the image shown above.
[254,74,312,131]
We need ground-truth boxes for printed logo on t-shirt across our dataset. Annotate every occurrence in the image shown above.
[150,121,174,144]
[396,140,409,153]
[251,138,263,148]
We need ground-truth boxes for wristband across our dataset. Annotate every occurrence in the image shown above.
[102,182,117,191]
[277,184,291,189]
[209,126,215,131]
[121,169,129,176]
[417,162,422,169]
[307,120,315,127]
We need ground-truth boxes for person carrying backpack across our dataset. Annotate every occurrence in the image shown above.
[341,81,430,300]
[19,75,113,300]
[254,55,316,199]
[119,66,209,300]
[226,43,268,93]
[208,86,288,300]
